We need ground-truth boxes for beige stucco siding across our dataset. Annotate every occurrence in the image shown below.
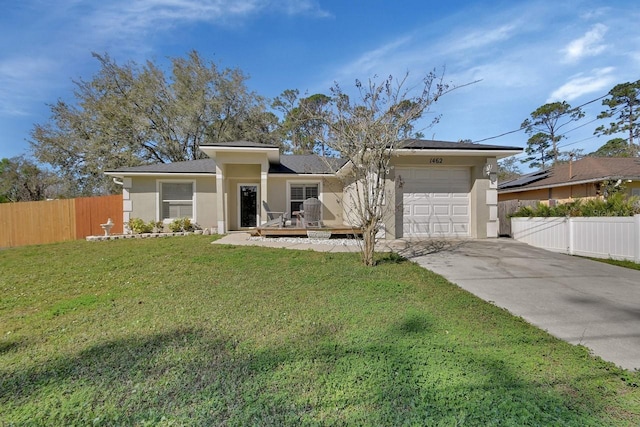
[128,177,157,222]
[128,176,217,227]
[266,176,345,227]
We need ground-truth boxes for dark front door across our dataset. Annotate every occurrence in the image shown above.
[239,185,258,228]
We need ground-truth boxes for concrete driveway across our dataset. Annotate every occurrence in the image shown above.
[404,238,640,371]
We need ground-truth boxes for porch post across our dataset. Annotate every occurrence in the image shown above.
[260,161,268,225]
[216,163,226,234]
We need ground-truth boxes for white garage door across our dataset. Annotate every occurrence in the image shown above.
[399,167,470,237]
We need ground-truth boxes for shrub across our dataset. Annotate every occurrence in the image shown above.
[510,193,640,218]
[127,217,153,234]
[168,217,196,232]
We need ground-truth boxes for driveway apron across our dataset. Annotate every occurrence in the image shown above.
[406,238,640,371]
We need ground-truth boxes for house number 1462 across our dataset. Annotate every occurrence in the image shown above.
[429,157,443,164]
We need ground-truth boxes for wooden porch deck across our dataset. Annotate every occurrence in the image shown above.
[252,226,363,237]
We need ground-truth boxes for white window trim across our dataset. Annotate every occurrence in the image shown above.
[286,180,323,219]
[237,183,260,229]
[156,179,197,223]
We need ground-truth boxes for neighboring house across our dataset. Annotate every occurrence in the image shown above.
[105,139,521,239]
[499,157,640,202]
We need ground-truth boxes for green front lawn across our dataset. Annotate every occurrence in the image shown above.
[1,236,639,425]
[586,257,640,271]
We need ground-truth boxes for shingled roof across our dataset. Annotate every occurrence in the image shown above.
[400,139,521,151]
[105,158,217,174]
[105,154,346,175]
[499,157,640,192]
[105,139,521,176]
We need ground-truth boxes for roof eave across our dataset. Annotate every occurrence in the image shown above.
[269,173,339,178]
[498,175,640,194]
[199,145,280,163]
[394,148,522,159]
[104,171,214,178]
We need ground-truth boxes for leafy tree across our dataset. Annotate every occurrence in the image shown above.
[521,101,584,164]
[273,90,332,155]
[30,51,278,196]
[594,80,640,153]
[521,132,554,169]
[497,157,522,182]
[0,156,59,202]
[590,138,634,157]
[304,72,453,266]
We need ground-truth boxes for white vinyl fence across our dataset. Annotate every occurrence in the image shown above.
[511,215,640,262]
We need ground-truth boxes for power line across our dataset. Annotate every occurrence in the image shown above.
[472,126,525,143]
[557,117,599,137]
[471,92,609,144]
[557,135,598,149]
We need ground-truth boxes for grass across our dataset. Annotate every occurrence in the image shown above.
[1,236,640,426]
[585,257,640,271]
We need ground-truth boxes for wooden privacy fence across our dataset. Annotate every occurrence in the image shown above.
[0,194,122,248]
[497,200,539,236]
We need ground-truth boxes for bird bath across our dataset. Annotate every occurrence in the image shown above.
[100,218,115,236]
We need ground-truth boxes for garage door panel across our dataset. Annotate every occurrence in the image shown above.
[413,205,431,215]
[432,193,451,199]
[452,205,469,216]
[452,224,469,234]
[432,223,451,234]
[403,221,430,235]
[399,167,470,237]
[432,204,450,215]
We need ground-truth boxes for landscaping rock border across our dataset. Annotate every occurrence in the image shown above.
[86,232,206,242]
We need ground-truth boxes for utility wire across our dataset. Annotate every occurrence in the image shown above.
[471,92,609,144]
[557,117,599,137]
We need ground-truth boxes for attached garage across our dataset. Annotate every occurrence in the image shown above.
[398,167,471,237]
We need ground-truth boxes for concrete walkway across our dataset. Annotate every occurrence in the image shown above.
[213,233,640,370]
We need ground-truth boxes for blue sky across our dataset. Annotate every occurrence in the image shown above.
[1,0,639,169]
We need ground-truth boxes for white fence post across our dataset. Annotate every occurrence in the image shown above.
[635,214,640,263]
[567,217,574,255]
[512,215,639,262]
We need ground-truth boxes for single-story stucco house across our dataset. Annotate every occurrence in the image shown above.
[499,157,640,203]
[105,139,521,239]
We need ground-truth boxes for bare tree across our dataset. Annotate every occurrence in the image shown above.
[307,72,453,266]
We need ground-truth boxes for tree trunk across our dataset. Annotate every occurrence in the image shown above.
[361,222,377,266]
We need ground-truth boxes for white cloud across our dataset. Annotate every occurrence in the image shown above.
[561,23,608,63]
[579,7,610,20]
[0,57,58,116]
[279,0,332,18]
[547,67,616,102]
[447,23,518,53]
[330,36,414,83]
[88,0,329,36]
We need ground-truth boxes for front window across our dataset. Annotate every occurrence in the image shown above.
[290,183,319,213]
[161,182,193,220]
